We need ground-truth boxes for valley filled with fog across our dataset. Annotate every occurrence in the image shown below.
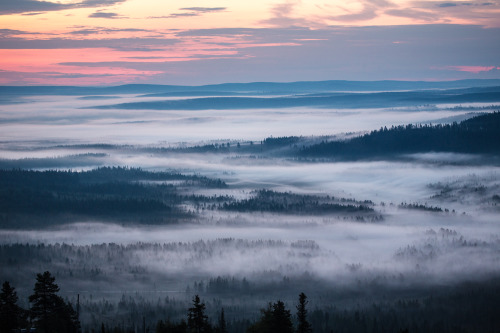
[1,81,500,332]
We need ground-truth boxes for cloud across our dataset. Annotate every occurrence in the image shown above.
[444,65,499,73]
[179,7,226,13]
[21,11,44,16]
[1,25,499,85]
[88,11,122,19]
[260,0,322,28]
[149,6,226,19]
[0,29,30,36]
[0,37,177,50]
[435,1,495,7]
[0,0,127,15]
[326,0,395,22]
[176,28,257,37]
[385,8,440,22]
[437,2,458,7]
[69,27,150,35]
[394,0,500,26]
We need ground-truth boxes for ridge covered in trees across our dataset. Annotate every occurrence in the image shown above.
[221,190,375,215]
[300,111,500,159]
[0,167,226,228]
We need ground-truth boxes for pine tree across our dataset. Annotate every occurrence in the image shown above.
[0,281,25,333]
[296,292,312,333]
[247,300,293,333]
[29,271,61,332]
[216,308,228,333]
[29,271,80,333]
[271,300,294,333]
[187,295,210,333]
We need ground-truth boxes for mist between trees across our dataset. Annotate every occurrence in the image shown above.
[2,271,500,333]
[1,91,500,333]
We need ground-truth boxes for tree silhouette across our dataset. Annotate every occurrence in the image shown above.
[271,301,294,333]
[187,295,211,333]
[0,281,25,333]
[247,300,293,333]
[156,319,188,333]
[216,308,228,333]
[296,292,312,333]
[29,271,79,333]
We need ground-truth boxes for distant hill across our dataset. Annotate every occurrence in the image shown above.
[300,112,500,159]
[87,86,500,110]
[2,79,500,96]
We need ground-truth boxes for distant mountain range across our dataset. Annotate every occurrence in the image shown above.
[89,86,500,110]
[2,79,500,96]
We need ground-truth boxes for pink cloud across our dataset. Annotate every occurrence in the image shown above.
[446,65,499,73]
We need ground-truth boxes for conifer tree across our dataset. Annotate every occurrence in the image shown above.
[29,271,80,333]
[187,295,210,333]
[0,281,25,333]
[216,308,228,333]
[296,292,312,333]
[247,300,293,333]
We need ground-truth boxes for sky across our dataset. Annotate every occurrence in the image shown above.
[0,0,500,85]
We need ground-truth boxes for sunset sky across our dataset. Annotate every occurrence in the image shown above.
[1,0,499,85]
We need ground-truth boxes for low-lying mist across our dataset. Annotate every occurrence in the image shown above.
[1,89,500,331]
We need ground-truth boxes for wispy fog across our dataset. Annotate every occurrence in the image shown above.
[1,218,499,287]
[1,91,500,320]
[1,94,497,145]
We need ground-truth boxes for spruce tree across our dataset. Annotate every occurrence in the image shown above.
[271,300,293,333]
[247,300,293,333]
[0,281,25,333]
[296,292,312,333]
[29,271,79,333]
[216,308,228,333]
[187,295,210,333]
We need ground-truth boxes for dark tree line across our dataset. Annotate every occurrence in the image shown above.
[155,293,311,333]
[0,272,80,333]
[5,272,500,333]
[300,111,500,158]
[221,190,374,215]
[0,167,382,229]
[0,167,227,227]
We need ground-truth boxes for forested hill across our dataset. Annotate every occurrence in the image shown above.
[300,112,500,159]
[0,167,226,228]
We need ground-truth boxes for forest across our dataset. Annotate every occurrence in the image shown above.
[2,270,500,333]
[299,112,500,159]
[0,168,383,228]
[1,95,500,333]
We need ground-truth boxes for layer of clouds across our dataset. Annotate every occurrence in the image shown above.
[88,11,122,19]
[0,36,177,49]
[326,0,394,23]
[149,7,226,19]
[0,0,127,15]
[1,24,499,84]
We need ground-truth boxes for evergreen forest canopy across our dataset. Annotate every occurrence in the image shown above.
[300,111,500,159]
[2,271,500,333]
[0,167,382,229]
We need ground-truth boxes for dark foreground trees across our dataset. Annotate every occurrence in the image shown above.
[0,281,26,333]
[155,294,306,333]
[246,300,296,333]
[187,295,211,333]
[156,295,215,333]
[29,271,80,333]
[0,272,80,333]
[296,292,312,333]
